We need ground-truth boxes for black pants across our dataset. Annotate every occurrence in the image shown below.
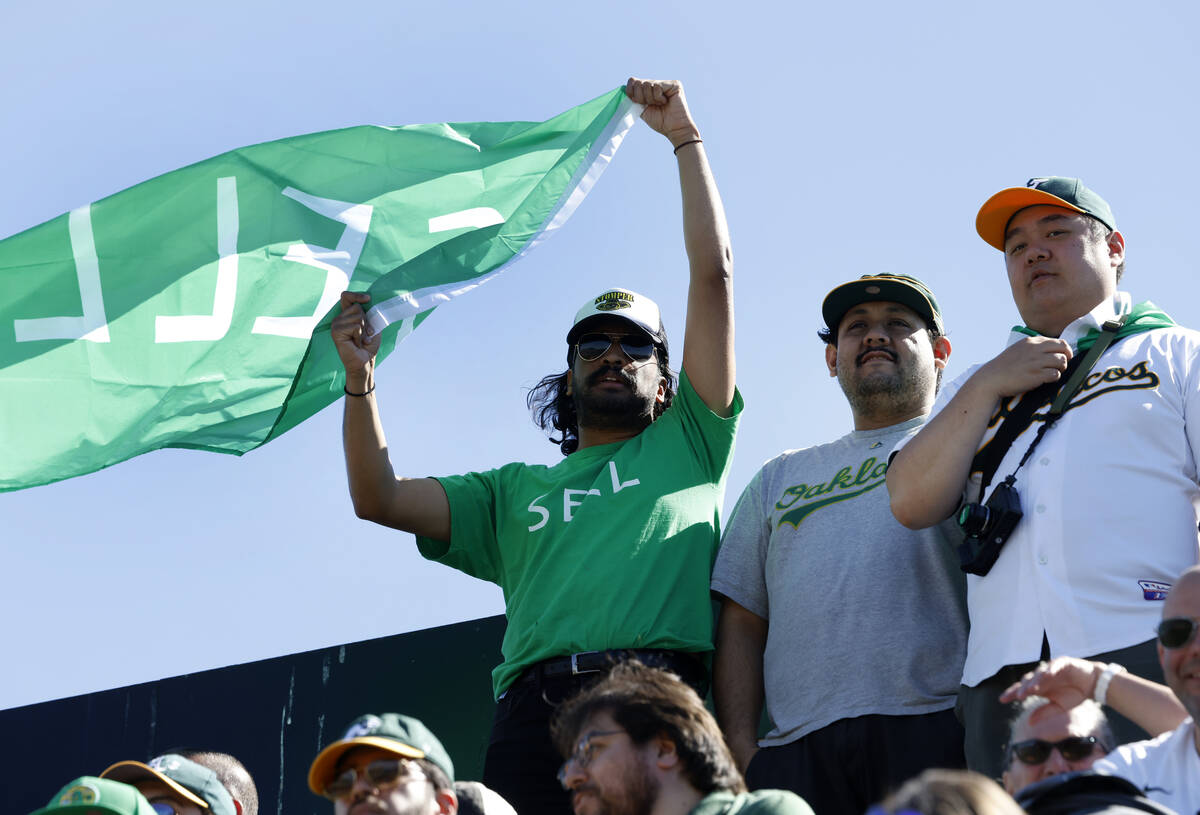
[744,709,965,815]
[482,655,708,815]
[958,637,1164,780]
[482,673,588,815]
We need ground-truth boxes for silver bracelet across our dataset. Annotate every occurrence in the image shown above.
[1093,662,1126,706]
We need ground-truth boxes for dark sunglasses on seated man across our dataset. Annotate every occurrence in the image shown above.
[574,333,656,362]
[321,758,429,800]
[1157,616,1200,649]
[1009,735,1105,766]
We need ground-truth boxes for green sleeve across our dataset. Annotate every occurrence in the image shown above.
[414,468,504,585]
[672,368,744,482]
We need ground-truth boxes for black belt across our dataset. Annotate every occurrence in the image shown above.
[513,648,708,694]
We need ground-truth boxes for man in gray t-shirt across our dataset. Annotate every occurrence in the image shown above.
[712,274,969,815]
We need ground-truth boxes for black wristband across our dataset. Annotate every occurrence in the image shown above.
[344,382,375,397]
[673,138,703,155]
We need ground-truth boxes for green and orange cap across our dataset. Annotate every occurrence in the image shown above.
[976,177,1116,251]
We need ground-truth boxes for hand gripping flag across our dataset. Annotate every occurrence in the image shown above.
[0,88,640,491]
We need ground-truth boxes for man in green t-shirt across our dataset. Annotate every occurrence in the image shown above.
[331,77,739,815]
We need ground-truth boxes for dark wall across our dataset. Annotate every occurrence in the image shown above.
[3,615,505,815]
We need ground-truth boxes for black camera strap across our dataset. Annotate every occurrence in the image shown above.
[974,315,1128,494]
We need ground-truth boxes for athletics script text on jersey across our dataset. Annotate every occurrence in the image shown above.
[773,455,888,529]
[990,360,1159,431]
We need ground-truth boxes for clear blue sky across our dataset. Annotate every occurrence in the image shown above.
[3,0,1199,710]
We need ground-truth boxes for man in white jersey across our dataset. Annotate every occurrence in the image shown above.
[889,177,1200,777]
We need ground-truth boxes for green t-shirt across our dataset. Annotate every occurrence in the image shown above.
[691,790,815,815]
[417,369,742,699]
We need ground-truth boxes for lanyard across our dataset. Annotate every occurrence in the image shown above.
[1005,314,1128,481]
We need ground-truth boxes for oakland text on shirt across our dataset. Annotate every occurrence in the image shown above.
[525,460,641,532]
[773,455,888,529]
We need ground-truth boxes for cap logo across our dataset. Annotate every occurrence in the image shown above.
[59,784,100,806]
[149,756,183,772]
[593,291,635,312]
[1026,178,1049,189]
[344,714,383,739]
[864,285,880,294]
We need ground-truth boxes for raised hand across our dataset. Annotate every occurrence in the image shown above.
[625,77,700,149]
[331,291,381,384]
[999,657,1099,720]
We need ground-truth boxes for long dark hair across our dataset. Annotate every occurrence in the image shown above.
[527,347,677,455]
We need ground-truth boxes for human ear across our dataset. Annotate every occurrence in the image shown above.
[436,789,458,815]
[566,370,574,397]
[1108,230,1126,267]
[932,336,952,369]
[824,343,838,377]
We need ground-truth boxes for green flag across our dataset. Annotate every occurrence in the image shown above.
[0,88,639,491]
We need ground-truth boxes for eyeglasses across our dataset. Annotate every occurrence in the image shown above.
[1157,617,1200,649]
[1009,736,1104,765]
[557,729,625,785]
[574,333,656,362]
[322,758,427,800]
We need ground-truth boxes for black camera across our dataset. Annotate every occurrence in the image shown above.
[956,477,1023,576]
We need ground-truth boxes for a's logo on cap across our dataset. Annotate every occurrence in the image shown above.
[1026,178,1049,189]
[594,291,635,312]
[344,714,383,739]
[59,784,99,806]
[864,285,881,294]
[149,756,183,772]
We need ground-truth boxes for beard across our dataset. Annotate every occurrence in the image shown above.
[836,347,934,419]
[574,363,657,432]
[572,761,660,815]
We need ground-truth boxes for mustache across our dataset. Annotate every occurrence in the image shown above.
[586,365,636,388]
[856,348,897,366]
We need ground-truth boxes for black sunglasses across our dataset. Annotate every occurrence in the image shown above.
[575,333,655,362]
[1010,736,1103,765]
[322,758,425,800]
[1157,617,1200,650]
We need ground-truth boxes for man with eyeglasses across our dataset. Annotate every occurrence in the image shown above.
[888,177,1200,778]
[552,661,813,815]
[1000,696,1112,795]
[711,274,968,813]
[98,754,239,815]
[332,77,738,815]
[999,564,1200,812]
[308,713,457,815]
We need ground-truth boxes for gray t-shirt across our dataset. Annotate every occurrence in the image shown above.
[711,417,968,746]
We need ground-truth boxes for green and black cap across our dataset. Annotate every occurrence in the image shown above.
[976,177,1116,251]
[821,273,944,336]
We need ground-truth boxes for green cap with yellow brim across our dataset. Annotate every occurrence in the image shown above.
[976,177,1115,251]
[30,777,158,815]
[100,755,236,815]
[308,713,455,796]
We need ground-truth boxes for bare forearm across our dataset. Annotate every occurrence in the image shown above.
[1105,670,1189,737]
[888,375,998,528]
[714,600,767,772]
[675,140,735,415]
[341,372,451,540]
